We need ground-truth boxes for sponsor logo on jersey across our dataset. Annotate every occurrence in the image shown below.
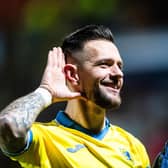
[67,144,85,153]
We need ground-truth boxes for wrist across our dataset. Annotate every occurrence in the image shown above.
[35,87,52,107]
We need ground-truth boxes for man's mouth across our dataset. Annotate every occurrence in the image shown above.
[100,79,122,92]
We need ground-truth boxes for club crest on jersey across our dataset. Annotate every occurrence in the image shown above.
[119,148,133,162]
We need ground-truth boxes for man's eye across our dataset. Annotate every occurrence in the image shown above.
[100,63,109,68]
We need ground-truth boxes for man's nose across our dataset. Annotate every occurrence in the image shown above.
[110,64,124,77]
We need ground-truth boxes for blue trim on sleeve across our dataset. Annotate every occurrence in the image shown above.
[55,111,110,140]
[1,130,33,157]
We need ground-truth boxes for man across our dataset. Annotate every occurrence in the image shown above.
[153,141,168,168]
[0,25,150,167]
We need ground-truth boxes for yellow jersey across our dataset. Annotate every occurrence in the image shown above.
[11,111,150,168]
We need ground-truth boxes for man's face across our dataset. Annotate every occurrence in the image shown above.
[77,40,124,110]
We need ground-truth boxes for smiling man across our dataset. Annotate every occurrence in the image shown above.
[0,25,150,167]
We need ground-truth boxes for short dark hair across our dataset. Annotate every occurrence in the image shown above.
[62,24,115,57]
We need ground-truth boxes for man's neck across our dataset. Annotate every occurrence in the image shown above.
[65,99,106,133]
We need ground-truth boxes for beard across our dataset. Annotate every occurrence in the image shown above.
[92,83,122,110]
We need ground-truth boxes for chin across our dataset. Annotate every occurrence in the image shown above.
[106,99,121,110]
[91,84,122,109]
[109,100,121,110]
[94,94,122,110]
[110,95,122,107]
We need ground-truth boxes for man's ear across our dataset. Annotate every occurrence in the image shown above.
[64,64,79,86]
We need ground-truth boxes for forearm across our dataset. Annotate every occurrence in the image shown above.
[0,88,52,152]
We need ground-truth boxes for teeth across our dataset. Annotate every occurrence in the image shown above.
[104,83,118,89]
[101,79,121,90]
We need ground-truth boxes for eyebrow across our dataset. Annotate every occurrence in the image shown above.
[94,58,123,66]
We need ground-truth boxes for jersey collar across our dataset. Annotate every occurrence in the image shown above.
[55,111,110,140]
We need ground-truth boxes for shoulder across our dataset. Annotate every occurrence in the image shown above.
[32,120,59,130]
[109,125,148,155]
[110,125,140,142]
[109,125,150,167]
[31,120,61,137]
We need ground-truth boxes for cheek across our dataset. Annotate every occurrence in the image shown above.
[79,72,98,93]
[78,67,107,90]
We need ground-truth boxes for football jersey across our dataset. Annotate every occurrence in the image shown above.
[11,111,151,168]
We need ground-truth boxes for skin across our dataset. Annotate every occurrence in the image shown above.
[0,40,123,154]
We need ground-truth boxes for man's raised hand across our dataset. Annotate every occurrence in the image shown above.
[40,47,81,102]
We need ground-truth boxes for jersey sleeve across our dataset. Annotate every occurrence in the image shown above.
[1,130,33,157]
[9,124,46,167]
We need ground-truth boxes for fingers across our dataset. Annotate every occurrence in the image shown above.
[47,50,54,67]
[47,47,65,68]
[56,47,65,68]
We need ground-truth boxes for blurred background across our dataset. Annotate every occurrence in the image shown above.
[0,0,168,167]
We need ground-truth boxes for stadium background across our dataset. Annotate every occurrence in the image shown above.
[0,0,167,167]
